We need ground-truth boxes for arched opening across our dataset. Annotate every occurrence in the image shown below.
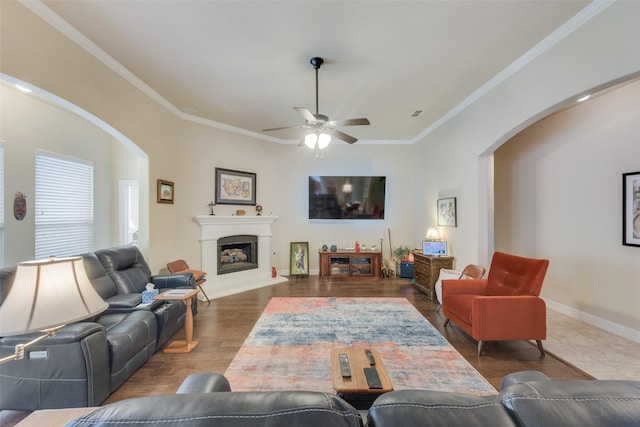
[0,74,149,264]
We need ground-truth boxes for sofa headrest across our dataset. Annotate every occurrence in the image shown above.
[66,392,363,427]
[368,390,515,427]
[81,253,119,300]
[500,380,640,427]
[95,246,152,294]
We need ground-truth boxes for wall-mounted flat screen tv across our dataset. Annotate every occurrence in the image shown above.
[309,176,386,220]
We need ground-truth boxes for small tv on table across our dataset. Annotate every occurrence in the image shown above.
[422,241,447,256]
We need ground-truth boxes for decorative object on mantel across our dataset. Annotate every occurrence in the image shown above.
[330,244,337,252]
[215,167,257,206]
[236,209,246,216]
[208,201,216,215]
[622,171,640,247]
[322,244,328,251]
[256,205,263,216]
[437,197,457,227]
[157,179,174,204]
[14,191,26,220]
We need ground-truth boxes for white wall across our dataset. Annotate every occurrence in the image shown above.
[0,84,113,266]
[412,1,640,341]
[174,121,415,274]
[495,79,640,333]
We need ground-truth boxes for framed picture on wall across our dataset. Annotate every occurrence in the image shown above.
[437,197,457,227]
[157,179,174,204]
[215,167,257,205]
[289,242,309,276]
[622,171,640,247]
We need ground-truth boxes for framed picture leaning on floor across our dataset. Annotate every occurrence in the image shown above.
[290,242,309,276]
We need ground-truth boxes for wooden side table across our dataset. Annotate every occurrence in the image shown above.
[155,288,200,353]
[413,252,454,300]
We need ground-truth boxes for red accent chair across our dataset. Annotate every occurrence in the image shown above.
[442,252,549,356]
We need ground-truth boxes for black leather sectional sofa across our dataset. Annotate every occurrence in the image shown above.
[0,245,197,410]
[64,370,640,427]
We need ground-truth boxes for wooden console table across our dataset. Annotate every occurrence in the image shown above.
[413,252,454,300]
[319,250,382,281]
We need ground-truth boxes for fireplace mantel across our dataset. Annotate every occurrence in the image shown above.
[192,215,286,300]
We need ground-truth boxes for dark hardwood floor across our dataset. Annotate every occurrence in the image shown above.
[104,276,592,404]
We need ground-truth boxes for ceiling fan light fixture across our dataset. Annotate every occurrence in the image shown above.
[317,132,331,149]
[304,133,318,148]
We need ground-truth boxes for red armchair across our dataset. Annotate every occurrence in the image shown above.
[442,251,549,356]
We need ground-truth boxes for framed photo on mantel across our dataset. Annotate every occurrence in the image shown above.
[215,167,257,206]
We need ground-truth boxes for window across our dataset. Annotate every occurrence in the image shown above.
[119,180,139,245]
[35,150,94,259]
[0,142,4,266]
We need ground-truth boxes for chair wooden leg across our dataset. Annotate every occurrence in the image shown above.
[477,340,484,356]
[198,285,211,305]
[443,318,450,328]
[536,340,545,357]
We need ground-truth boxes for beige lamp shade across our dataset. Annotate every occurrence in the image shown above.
[0,256,108,336]
[424,228,440,241]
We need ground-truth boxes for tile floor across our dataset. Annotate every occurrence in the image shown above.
[545,308,640,380]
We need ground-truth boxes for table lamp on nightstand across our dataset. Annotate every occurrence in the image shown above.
[0,256,108,364]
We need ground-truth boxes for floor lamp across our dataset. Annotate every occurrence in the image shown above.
[0,256,108,364]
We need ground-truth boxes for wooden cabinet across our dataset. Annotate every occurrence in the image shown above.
[319,250,382,281]
[413,252,454,300]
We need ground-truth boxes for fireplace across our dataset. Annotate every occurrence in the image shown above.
[193,215,287,301]
[217,235,258,275]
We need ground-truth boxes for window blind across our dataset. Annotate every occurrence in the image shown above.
[35,150,94,259]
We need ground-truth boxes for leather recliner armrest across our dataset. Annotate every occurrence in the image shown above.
[176,373,231,394]
[0,322,104,346]
[150,272,195,290]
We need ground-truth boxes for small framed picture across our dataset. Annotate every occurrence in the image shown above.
[157,179,174,204]
[437,197,457,227]
[289,242,309,276]
[215,167,257,205]
[622,171,640,247]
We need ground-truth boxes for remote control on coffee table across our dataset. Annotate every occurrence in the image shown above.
[330,347,393,409]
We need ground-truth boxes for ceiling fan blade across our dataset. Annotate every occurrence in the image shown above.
[327,128,358,144]
[262,124,308,132]
[293,107,318,123]
[328,118,370,127]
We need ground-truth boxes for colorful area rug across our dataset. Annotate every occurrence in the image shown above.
[224,297,496,395]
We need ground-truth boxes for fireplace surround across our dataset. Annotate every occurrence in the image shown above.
[193,216,287,300]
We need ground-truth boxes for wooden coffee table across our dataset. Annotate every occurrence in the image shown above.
[331,347,393,409]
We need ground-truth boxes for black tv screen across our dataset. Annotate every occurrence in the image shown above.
[309,176,386,220]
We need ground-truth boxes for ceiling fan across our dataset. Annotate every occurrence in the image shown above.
[263,57,370,148]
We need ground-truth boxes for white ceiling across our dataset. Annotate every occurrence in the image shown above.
[37,0,591,144]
